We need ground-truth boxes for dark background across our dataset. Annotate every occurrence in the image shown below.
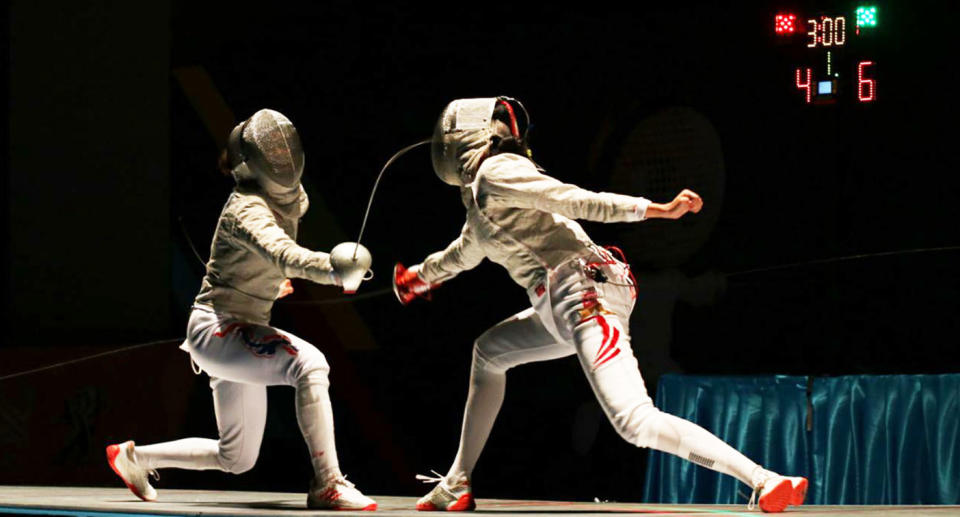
[3,0,958,504]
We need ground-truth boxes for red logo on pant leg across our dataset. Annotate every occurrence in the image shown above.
[587,314,621,369]
[214,322,243,337]
[213,321,299,357]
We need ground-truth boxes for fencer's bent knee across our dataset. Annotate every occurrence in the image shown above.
[218,444,258,474]
[296,368,331,404]
[473,339,507,374]
[299,367,330,387]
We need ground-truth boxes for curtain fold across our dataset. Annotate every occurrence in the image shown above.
[642,374,959,505]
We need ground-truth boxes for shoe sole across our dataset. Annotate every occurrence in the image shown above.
[416,494,475,512]
[758,478,793,513]
[105,443,154,502]
[308,502,378,511]
[342,503,377,511]
[790,478,808,506]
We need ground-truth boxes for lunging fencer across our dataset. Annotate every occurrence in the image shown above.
[393,97,808,513]
[105,109,377,510]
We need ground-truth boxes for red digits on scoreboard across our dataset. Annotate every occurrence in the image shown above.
[796,67,812,103]
[858,61,876,102]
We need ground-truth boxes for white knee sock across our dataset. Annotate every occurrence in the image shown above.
[446,351,506,481]
[296,370,341,482]
[645,410,767,487]
[135,438,222,471]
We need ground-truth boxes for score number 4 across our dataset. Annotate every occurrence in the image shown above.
[796,62,875,103]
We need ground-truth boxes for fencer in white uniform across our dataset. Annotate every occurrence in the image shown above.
[394,98,807,513]
[106,109,376,511]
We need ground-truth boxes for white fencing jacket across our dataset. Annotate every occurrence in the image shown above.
[194,189,335,324]
[418,153,650,290]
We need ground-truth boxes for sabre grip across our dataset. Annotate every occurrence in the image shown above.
[393,263,439,305]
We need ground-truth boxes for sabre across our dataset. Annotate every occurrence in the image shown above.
[353,139,432,260]
[327,138,431,293]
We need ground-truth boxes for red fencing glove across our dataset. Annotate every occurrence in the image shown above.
[393,263,439,305]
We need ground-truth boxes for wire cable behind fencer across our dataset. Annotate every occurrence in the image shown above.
[725,245,960,278]
[181,211,959,301]
[353,138,432,259]
[178,215,207,267]
[0,338,181,382]
[4,244,957,383]
[281,287,394,304]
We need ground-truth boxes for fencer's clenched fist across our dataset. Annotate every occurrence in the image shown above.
[393,263,439,305]
[277,279,295,299]
[646,189,703,220]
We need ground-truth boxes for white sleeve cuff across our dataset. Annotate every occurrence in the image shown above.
[634,198,651,221]
[410,263,427,281]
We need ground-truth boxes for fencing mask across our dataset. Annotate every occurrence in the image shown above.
[431,97,530,187]
[228,109,307,211]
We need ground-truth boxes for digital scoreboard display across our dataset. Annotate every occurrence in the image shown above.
[774,5,879,105]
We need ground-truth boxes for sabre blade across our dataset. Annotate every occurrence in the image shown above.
[353,138,431,259]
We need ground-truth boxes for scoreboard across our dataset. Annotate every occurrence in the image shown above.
[774,5,880,105]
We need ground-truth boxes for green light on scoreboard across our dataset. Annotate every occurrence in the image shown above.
[856,6,877,27]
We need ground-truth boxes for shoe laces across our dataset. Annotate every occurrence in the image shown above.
[417,469,469,495]
[128,444,159,483]
[415,469,445,485]
[747,475,774,511]
[747,484,759,510]
[325,473,356,490]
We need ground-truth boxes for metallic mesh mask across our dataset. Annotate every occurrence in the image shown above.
[431,97,531,186]
[228,109,305,203]
[431,98,499,186]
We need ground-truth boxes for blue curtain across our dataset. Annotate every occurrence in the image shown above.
[642,374,960,505]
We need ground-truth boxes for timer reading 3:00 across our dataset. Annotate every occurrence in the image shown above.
[774,5,879,105]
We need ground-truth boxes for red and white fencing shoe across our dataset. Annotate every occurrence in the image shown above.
[105,441,158,502]
[749,474,808,513]
[416,471,475,511]
[307,474,377,511]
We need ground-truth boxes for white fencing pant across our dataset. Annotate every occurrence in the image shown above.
[446,257,765,488]
[134,306,340,480]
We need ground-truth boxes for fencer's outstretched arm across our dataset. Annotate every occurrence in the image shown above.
[231,196,338,285]
[418,221,485,284]
[476,155,650,223]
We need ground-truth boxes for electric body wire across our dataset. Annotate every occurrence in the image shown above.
[4,245,956,383]
[178,215,207,267]
[0,338,181,382]
[726,245,960,278]
[282,287,394,304]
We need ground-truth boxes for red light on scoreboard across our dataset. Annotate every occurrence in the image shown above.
[776,13,797,34]
[796,68,812,104]
[776,7,879,106]
[858,61,876,102]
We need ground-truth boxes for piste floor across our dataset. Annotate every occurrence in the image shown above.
[0,487,957,517]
